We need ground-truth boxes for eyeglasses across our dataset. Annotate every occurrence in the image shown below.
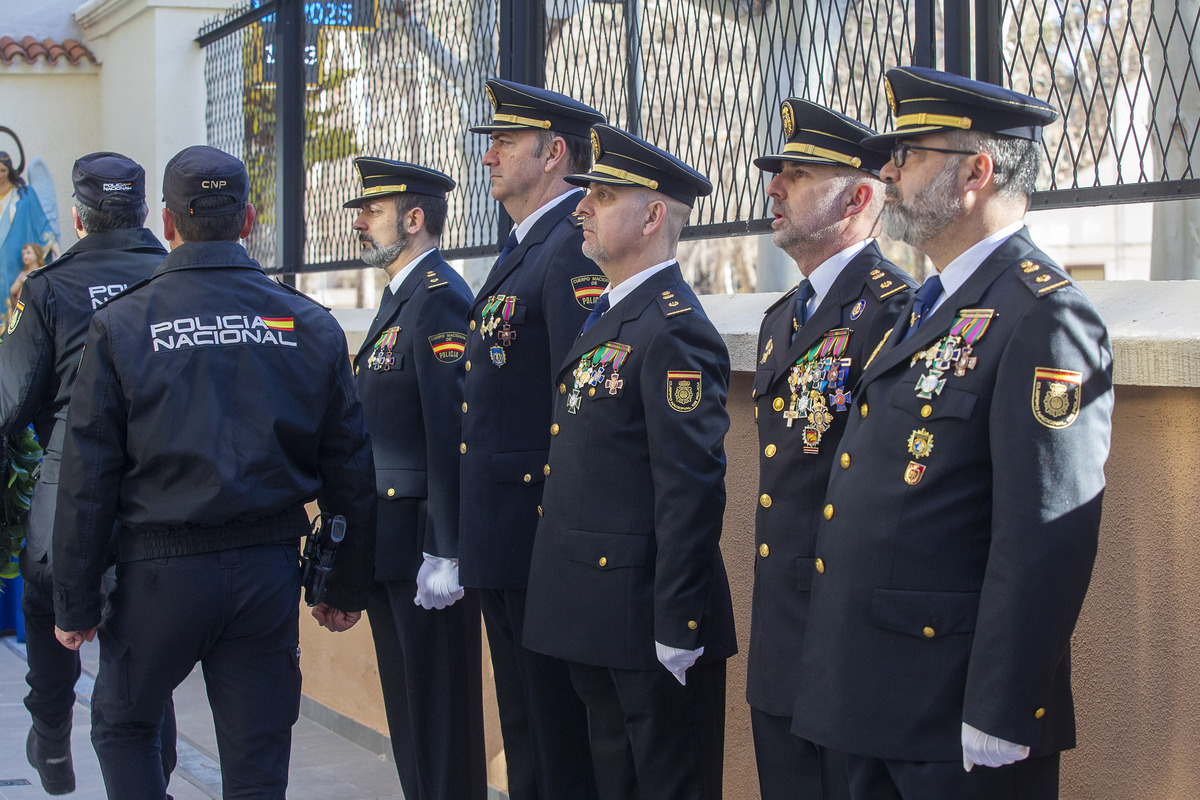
[890,143,979,168]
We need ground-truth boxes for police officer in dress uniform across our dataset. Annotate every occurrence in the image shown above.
[523,124,737,800]
[0,152,178,796]
[791,67,1114,800]
[346,158,486,800]
[747,101,915,800]
[459,79,606,800]
[51,145,376,800]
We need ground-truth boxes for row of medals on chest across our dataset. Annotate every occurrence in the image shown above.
[567,342,631,414]
[478,295,518,367]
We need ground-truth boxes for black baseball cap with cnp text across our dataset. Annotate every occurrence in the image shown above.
[72,151,146,212]
[163,145,249,217]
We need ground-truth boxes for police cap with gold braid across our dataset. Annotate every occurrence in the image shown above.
[754,98,889,176]
[862,66,1058,151]
[565,124,713,207]
[343,157,455,209]
[469,79,605,139]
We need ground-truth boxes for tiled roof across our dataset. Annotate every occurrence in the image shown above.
[0,36,97,67]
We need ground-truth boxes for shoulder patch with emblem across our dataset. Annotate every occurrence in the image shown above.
[7,300,23,335]
[426,270,449,289]
[572,274,608,309]
[1016,260,1070,297]
[657,290,693,317]
[429,331,467,363]
[866,268,910,301]
[666,370,702,412]
[1032,367,1082,428]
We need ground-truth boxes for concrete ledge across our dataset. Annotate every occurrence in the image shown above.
[334,280,1200,388]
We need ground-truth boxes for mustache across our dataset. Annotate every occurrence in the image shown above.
[885,185,901,200]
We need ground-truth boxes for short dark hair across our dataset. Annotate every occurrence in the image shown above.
[76,201,147,233]
[949,130,1041,202]
[169,195,245,242]
[535,130,594,174]
[394,193,448,238]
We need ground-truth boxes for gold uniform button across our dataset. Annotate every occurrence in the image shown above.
[386,488,395,497]
[760,494,772,508]
[840,452,850,469]
[759,543,770,558]
[523,474,532,484]
[1035,708,1046,719]
[537,505,544,516]
[823,504,834,520]
[543,464,551,476]
[772,397,785,412]
[921,404,932,418]
[551,423,560,435]
[559,383,567,394]
[815,558,825,574]
[469,319,477,331]
[588,387,596,397]
[764,444,777,458]
[687,620,698,630]
[459,443,467,454]
[860,403,868,418]
[923,626,936,638]
[598,556,608,567]
[462,402,469,413]
[465,360,472,372]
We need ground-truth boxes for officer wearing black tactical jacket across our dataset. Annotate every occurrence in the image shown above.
[51,145,376,800]
[0,151,176,796]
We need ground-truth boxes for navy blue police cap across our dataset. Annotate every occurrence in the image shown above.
[470,79,605,139]
[72,151,146,212]
[344,158,455,209]
[754,99,889,176]
[862,66,1058,151]
[565,124,713,207]
[163,145,249,218]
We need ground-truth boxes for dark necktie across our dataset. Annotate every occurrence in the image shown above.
[903,275,944,340]
[581,292,611,334]
[497,229,518,265]
[791,280,816,343]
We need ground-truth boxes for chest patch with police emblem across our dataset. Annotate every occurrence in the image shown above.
[667,370,702,412]
[428,331,466,363]
[850,299,866,320]
[1032,368,1082,429]
[7,300,23,335]
[572,275,608,310]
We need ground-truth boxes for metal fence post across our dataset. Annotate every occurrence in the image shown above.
[913,0,936,68]
[275,0,304,280]
[944,1,972,77]
[975,0,1002,85]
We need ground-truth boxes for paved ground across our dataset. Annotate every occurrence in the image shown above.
[0,634,408,799]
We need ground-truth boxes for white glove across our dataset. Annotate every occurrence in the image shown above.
[413,553,464,610]
[655,641,704,686]
[961,722,1030,771]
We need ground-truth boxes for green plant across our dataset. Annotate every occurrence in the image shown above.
[1,428,42,581]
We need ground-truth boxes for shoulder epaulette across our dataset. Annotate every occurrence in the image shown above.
[1015,260,1070,297]
[763,283,799,316]
[866,267,911,301]
[100,277,154,306]
[568,210,586,229]
[656,288,694,317]
[27,253,76,278]
[425,269,450,289]
[273,279,330,311]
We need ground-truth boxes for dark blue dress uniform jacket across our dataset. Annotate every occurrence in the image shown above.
[0,227,166,562]
[353,253,472,581]
[793,228,1114,762]
[523,263,736,670]
[52,241,377,629]
[458,190,607,590]
[747,243,914,716]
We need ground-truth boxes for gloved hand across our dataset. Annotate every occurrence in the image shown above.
[655,641,704,686]
[961,722,1030,771]
[413,553,464,610]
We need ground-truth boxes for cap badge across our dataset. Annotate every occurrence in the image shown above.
[485,84,498,110]
[591,129,602,161]
[781,102,795,138]
[884,76,898,117]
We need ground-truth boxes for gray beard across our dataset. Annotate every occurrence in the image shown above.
[360,234,407,270]
[881,160,964,248]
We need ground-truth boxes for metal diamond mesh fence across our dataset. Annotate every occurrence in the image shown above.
[199,0,1200,277]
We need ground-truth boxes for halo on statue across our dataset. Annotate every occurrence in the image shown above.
[0,126,26,176]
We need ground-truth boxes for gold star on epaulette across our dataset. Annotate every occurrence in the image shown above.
[569,211,586,228]
[867,270,909,301]
[427,272,449,289]
[1015,260,1069,297]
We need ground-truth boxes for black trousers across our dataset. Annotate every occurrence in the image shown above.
[752,706,850,800]
[19,548,81,735]
[568,659,727,800]
[479,587,597,800]
[367,580,486,800]
[91,543,301,800]
[845,751,1061,800]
